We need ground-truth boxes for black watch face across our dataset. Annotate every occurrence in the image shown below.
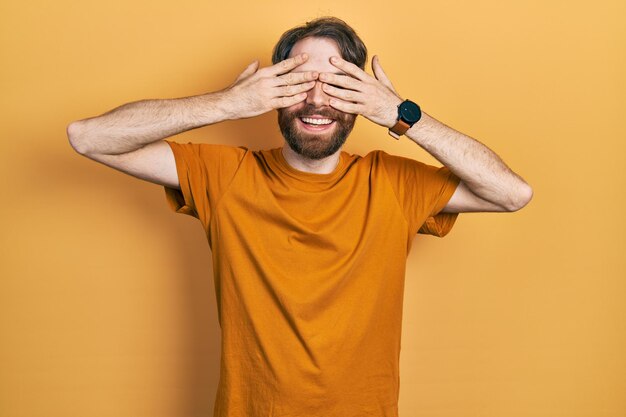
[399,101,421,124]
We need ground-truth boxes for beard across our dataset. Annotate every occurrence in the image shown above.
[277,103,356,160]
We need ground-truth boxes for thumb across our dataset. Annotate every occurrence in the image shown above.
[372,55,398,94]
[233,60,259,84]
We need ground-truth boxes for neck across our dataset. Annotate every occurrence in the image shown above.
[281,144,341,174]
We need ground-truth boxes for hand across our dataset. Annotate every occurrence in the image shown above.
[222,54,318,119]
[318,55,403,128]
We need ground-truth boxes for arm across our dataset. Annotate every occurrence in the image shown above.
[66,55,318,188]
[66,93,232,155]
[67,54,317,156]
[404,111,533,212]
[318,55,533,213]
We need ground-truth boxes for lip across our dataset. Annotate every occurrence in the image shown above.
[297,115,336,132]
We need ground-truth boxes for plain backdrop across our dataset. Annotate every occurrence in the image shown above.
[1,0,624,416]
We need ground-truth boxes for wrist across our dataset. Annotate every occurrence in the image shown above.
[196,90,237,123]
[405,111,434,144]
[388,99,421,139]
[385,96,404,128]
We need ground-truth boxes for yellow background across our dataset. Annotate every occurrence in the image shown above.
[1,0,624,416]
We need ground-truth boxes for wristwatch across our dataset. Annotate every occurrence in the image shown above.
[388,99,421,139]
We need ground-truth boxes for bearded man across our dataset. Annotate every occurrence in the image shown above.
[67,16,532,417]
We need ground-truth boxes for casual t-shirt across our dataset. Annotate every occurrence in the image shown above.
[163,140,461,417]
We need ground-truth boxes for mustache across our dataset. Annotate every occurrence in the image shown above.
[287,104,348,120]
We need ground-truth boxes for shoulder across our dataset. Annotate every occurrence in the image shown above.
[345,149,400,166]
[166,141,250,164]
[361,149,426,165]
[359,149,432,176]
[166,140,249,155]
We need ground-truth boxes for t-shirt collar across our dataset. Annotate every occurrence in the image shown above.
[270,147,349,184]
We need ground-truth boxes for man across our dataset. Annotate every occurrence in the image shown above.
[68,16,531,417]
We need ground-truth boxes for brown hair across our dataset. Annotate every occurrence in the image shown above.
[271,17,368,69]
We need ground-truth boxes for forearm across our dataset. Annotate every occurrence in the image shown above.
[406,111,532,210]
[317,55,532,210]
[67,91,233,155]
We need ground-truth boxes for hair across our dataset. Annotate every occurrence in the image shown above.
[271,17,367,70]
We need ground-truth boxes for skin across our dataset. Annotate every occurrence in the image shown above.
[67,36,532,213]
[278,37,357,171]
[316,52,534,212]
[232,36,533,212]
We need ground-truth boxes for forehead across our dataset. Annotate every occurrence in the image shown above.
[288,37,346,74]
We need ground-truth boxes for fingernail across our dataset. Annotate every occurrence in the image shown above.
[330,56,338,63]
[302,53,308,60]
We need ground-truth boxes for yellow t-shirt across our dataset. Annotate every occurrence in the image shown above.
[163,140,461,417]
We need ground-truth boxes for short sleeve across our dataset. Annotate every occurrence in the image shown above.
[163,140,247,229]
[378,151,461,238]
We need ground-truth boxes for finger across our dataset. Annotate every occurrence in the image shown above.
[234,60,259,83]
[328,97,361,114]
[275,81,316,97]
[372,55,397,93]
[273,71,319,86]
[267,53,309,76]
[321,83,365,103]
[271,92,308,109]
[318,72,360,90]
[329,56,369,81]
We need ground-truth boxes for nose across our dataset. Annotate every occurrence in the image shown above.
[305,81,330,107]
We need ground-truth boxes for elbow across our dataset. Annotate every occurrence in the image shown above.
[506,183,534,212]
[67,121,89,154]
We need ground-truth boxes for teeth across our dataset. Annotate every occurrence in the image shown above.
[301,117,333,125]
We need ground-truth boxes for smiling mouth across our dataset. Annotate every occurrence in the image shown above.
[298,115,336,132]
[300,117,334,125]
